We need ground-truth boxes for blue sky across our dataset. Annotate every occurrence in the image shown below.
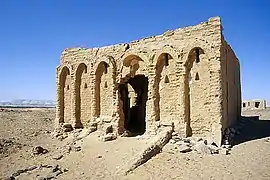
[0,0,269,104]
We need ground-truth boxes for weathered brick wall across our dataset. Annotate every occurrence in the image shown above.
[188,49,212,135]
[99,63,114,117]
[55,17,240,144]
[220,37,241,129]
[158,54,178,125]
[75,63,91,127]
[62,68,72,124]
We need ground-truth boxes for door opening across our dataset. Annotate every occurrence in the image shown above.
[119,75,148,136]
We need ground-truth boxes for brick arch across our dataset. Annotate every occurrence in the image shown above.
[59,66,71,123]
[153,46,179,63]
[74,63,89,128]
[185,47,205,69]
[94,58,117,118]
[184,46,209,137]
[122,51,149,63]
[94,56,117,74]
[121,53,148,79]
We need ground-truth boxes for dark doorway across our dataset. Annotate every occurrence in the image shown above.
[255,102,260,108]
[119,75,148,135]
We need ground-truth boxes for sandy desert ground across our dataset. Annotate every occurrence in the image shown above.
[0,108,270,180]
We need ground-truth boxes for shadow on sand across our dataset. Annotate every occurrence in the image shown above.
[233,116,270,146]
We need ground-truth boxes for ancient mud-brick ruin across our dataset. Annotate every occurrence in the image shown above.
[55,17,241,145]
[242,99,266,110]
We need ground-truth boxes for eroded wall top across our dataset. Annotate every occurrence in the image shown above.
[59,16,223,69]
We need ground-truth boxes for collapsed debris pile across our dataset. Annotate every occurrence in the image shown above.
[168,132,231,155]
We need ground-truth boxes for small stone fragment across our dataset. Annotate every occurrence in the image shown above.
[182,138,191,143]
[89,126,97,133]
[32,146,48,155]
[63,123,73,132]
[178,144,192,153]
[89,122,97,127]
[52,165,60,173]
[74,146,81,152]
[219,148,229,155]
[207,145,220,154]
[191,141,211,154]
[101,133,117,142]
[105,125,113,134]
[44,173,55,180]
[3,176,15,180]
[52,154,63,160]
[26,165,38,171]
[169,139,176,144]
[172,132,178,136]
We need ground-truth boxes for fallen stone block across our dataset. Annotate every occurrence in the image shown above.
[119,126,173,175]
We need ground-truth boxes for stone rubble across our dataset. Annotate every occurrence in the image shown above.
[169,133,231,155]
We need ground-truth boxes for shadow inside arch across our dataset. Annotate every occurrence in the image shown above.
[232,115,270,146]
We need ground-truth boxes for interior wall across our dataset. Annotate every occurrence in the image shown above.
[220,37,241,130]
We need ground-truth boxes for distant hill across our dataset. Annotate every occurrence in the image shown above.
[0,99,56,108]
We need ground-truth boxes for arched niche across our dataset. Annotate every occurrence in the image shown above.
[75,63,89,128]
[94,60,116,118]
[153,53,174,122]
[184,47,207,136]
[59,66,71,123]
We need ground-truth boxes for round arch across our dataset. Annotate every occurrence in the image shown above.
[59,66,71,123]
[185,47,205,70]
[74,63,88,128]
[94,57,117,118]
[153,52,174,122]
[184,46,207,137]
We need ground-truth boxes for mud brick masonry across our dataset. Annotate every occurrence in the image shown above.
[242,99,266,110]
[55,17,241,145]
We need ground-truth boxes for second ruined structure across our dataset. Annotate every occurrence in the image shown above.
[55,17,241,145]
[242,99,267,110]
